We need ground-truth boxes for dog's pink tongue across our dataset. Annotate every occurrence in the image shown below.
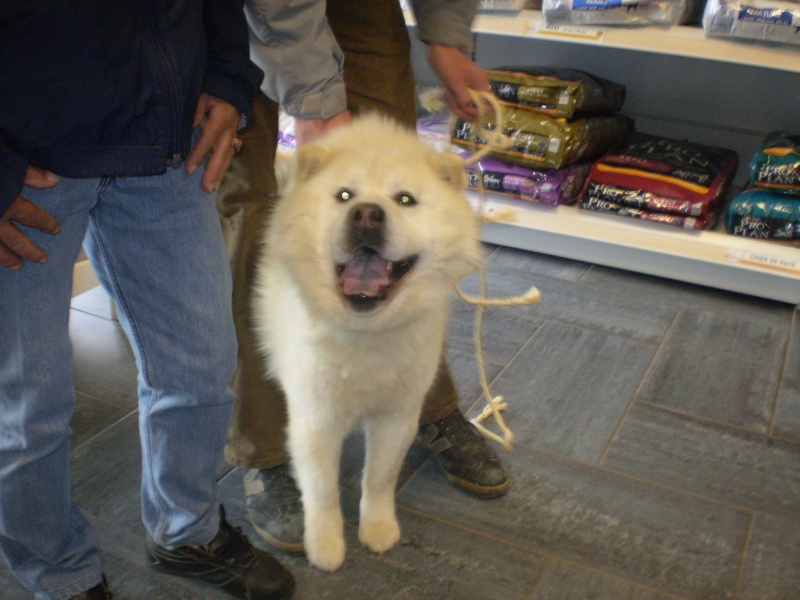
[340,250,391,297]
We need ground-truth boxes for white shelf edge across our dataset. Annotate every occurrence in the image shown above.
[405,10,800,73]
[467,191,800,305]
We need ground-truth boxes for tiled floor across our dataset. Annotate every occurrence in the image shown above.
[3,244,799,599]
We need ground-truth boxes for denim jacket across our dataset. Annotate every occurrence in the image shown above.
[0,0,264,214]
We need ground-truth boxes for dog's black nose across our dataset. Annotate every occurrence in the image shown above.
[348,203,385,248]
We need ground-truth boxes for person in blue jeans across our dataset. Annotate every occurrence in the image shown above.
[0,3,294,599]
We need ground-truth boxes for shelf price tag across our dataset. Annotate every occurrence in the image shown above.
[525,21,605,42]
[725,249,800,276]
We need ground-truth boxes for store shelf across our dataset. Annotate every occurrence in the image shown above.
[407,9,800,304]
[404,10,800,72]
[468,191,800,305]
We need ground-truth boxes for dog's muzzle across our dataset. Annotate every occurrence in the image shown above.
[337,203,417,313]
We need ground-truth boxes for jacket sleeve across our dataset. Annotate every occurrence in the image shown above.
[409,0,480,55]
[202,0,266,125]
[244,0,347,120]
[0,135,27,216]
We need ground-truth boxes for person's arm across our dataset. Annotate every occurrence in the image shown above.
[245,0,352,144]
[245,0,348,122]
[188,0,266,192]
[410,0,480,55]
[410,0,490,122]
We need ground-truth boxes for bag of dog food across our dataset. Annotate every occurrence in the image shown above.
[485,67,626,119]
[451,110,634,169]
[579,195,714,229]
[749,132,800,193]
[465,156,591,205]
[543,0,689,26]
[703,0,800,46]
[726,187,800,241]
[579,133,739,220]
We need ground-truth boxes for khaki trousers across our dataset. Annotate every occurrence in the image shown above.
[221,0,458,469]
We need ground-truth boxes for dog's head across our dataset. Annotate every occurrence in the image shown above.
[266,114,481,328]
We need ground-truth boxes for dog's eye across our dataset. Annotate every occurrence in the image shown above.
[336,189,355,203]
[395,192,417,206]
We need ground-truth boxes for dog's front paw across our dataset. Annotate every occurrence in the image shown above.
[359,518,401,554]
[306,534,346,572]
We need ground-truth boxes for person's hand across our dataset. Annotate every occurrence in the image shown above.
[187,93,243,193]
[294,111,352,145]
[0,167,61,270]
[426,43,492,122]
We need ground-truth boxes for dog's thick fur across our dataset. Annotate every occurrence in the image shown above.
[252,115,481,571]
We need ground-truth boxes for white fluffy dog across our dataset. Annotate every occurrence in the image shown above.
[252,115,481,571]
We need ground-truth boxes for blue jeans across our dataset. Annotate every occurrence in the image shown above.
[0,162,237,599]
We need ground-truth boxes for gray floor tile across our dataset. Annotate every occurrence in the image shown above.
[486,244,594,283]
[774,315,800,442]
[70,412,232,538]
[737,513,800,600]
[70,308,138,410]
[399,447,750,600]
[447,287,544,366]
[638,307,788,432]
[216,472,545,600]
[530,560,677,600]
[70,411,147,537]
[446,348,505,412]
[0,563,28,599]
[581,265,795,328]
[0,514,235,600]
[470,320,656,463]
[603,402,800,520]
[5,246,797,599]
[461,263,680,345]
[72,391,131,450]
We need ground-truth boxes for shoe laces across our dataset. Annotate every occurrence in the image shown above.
[433,413,480,446]
[201,506,258,571]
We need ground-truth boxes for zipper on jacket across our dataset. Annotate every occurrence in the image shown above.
[146,5,183,163]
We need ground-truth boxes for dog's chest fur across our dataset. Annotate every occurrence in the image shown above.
[261,260,445,420]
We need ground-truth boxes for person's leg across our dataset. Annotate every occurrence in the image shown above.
[83,163,237,547]
[216,95,305,552]
[326,0,417,129]
[0,178,105,599]
[83,160,294,599]
[220,93,289,472]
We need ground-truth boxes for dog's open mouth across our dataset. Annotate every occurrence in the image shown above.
[337,247,417,312]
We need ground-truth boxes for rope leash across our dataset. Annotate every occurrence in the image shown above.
[454,89,541,452]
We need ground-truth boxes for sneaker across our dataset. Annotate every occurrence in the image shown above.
[420,409,510,498]
[68,575,112,600]
[146,505,295,600]
[244,466,305,554]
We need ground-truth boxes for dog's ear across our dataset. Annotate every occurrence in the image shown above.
[431,152,466,190]
[295,144,330,182]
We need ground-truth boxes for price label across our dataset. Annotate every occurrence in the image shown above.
[725,249,800,276]
[525,21,605,42]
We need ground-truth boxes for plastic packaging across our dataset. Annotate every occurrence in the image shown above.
[703,0,800,46]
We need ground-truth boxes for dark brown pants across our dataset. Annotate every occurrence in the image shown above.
[220,0,458,469]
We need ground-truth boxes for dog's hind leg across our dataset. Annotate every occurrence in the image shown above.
[288,418,348,572]
[358,413,418,554]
